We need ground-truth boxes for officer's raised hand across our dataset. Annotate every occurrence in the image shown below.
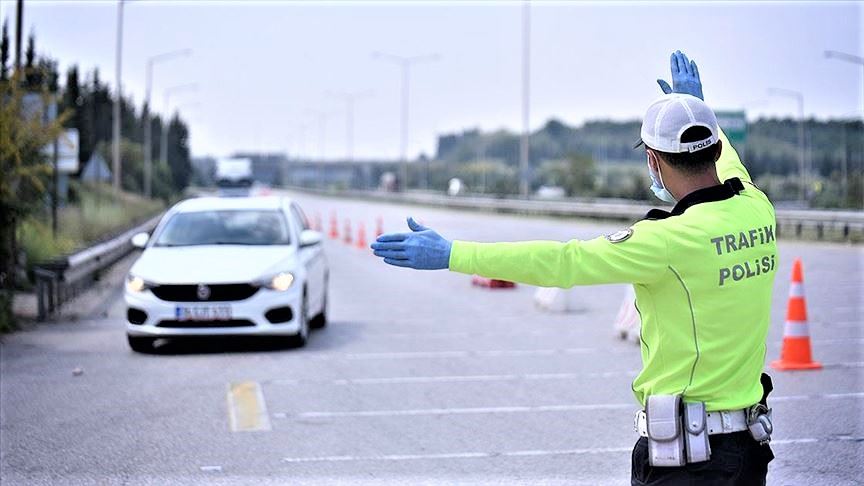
[371,217,452,270]
[657,50,704,100]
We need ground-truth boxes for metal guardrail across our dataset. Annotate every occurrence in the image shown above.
[289,186,864,242]
[32,214,162,321]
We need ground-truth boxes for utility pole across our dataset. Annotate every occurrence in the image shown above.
[373,51,439,191]
[768,88,806,204]
[112,0,125,192]
[144,49,191,198]
[14,0,22,71]
[519,1,531,198]
[328,90,373,161]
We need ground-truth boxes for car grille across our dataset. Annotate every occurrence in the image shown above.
[150,284,259,302]
[156,319,256,328]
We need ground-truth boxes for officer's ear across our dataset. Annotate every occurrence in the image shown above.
[647,149,668,173]
[712,140,723,163]
[646,149,660,171]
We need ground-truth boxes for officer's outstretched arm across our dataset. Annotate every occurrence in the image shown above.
[372,218,668,287]
[448,220,668,287]
[657,50,752,184]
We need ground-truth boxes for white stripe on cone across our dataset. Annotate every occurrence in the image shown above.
[784,320,812,338]
[788,283,805,298]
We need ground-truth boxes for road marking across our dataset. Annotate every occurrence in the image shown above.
[348,328,596,339]
[268,370,639,387]
[280,437,854,463]
[265,363,863,387]
[275,392,864,420]
[341,348,600,360]
[354,329,863,344]
[199,465,223,472]
[289,343,862,363]
[816,320,861,328]
[227,381,272,432]
[286,403,634,419]
[823,361,864,369]
[772,392,864,402]
[300,347,629,361]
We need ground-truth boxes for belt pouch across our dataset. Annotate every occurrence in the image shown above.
[646,395,685,467]
[683,401,711,463]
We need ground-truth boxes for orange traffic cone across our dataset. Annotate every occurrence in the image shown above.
[375,216,384,238]
[771,258,822,371]
[356,222,367,249]
[329,212,339,239]
[314,213,323,232]
[343,220,353,244]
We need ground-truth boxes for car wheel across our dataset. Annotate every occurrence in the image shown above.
[127,335,156,353]
[310,290,328,329]
[287,290,309,348]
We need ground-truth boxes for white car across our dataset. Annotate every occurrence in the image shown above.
[124,196,328,353]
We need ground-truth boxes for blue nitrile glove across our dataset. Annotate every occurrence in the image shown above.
[657,50,704,100]
[370,217,452,270]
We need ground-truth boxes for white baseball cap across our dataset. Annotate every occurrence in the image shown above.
[636,93,719,153]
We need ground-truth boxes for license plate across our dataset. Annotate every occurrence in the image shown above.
[175,305,232,321]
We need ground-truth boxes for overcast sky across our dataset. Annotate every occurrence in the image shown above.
[0,1,861,159]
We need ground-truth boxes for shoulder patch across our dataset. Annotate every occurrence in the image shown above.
[606,228,633,243]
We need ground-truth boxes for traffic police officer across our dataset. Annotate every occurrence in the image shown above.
[371,51,777,485]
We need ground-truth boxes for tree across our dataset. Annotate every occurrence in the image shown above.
[0,69,67,331]
[166,113,191,191]
[0,21,9,82]
[536,153,596,197]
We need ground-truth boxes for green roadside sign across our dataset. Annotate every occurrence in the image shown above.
[715,111,747,146]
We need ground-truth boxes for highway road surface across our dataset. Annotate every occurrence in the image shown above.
[1,190,861,485]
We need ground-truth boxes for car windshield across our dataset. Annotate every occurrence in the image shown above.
[154,210,291,247]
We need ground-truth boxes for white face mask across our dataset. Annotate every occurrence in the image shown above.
[647,154,677,204]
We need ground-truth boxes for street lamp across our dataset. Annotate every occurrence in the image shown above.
[305,109,339,161]
[519,0,531,198]
[767,88,807,203]
[288,122,310,160]
[327,90,373,162]
[825,50,864,113]
[143,49,191,198]
[373,51,439,191]
[160,83,197,167]
[305,110,339,188]
[112,0,125,192]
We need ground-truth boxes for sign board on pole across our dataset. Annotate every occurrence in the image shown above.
[58,129,80,173]
[715,111,747,146]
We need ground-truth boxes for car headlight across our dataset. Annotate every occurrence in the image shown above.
[258,272,294,292]
[126,275,153,293]
[267,272,295,292]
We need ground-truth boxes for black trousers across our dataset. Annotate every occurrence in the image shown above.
[631,431,774,486]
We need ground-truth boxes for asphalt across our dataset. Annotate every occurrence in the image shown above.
[1,190,861,485]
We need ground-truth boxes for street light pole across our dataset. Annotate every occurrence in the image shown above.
[328,90,373,161]
[144,49,191,198]
[768,88,806,204]
[373,51,439,191]
[112,0,125,192]
[160,83,197,169]
[825,50,864,113]
[825,50,864,208]
[519,1,531,198]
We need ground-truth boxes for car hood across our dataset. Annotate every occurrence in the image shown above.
[130,245,297,284]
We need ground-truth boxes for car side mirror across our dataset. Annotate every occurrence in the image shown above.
[131,232,150,249]
[299,230,323,248]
